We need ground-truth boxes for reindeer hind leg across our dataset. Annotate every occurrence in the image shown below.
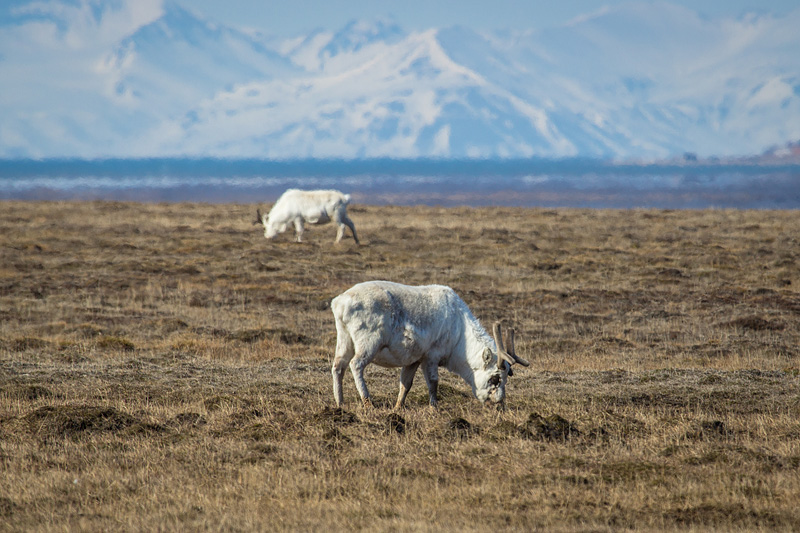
[395,361,421,410]
[332,318,355,407]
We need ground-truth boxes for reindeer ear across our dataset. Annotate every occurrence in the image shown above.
[482,348,494,369]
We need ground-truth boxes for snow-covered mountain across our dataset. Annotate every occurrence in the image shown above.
[1,0,799,160]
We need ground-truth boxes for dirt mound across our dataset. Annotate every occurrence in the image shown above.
[721,316,785,331]
[448,417,477,440]
[2,383,56,401]
[685,420,734,441]
[171,412,208,428]
[486,420,530,440]
[0,496,19,518]
[436,383,471,403]
[486,413,581,441]
[384,413,406,435]
[203,394,254,412]
[221,327,313,345]
[6,337,49,352]
[310,407,359,426]
[24,405,160,440]
[321,427,351,450]
[522,413,580,442]
[268,328,313,345]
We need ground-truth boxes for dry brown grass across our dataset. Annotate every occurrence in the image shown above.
[1,200,799,531]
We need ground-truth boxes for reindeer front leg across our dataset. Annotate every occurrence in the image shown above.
[293,218,305,242]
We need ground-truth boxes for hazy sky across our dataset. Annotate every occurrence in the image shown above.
[189,0,800,36]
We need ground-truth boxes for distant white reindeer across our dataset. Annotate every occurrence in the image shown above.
[254,189,359,244]
[331,281,529,409]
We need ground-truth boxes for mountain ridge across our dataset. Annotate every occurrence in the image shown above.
[0,0,798,160]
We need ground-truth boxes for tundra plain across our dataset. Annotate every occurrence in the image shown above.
[1,201,799,532]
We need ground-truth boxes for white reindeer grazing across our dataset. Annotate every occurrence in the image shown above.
[254,189,359,244]
[331,281,529,409]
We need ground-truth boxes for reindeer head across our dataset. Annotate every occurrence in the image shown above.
[476,323,530,408]
[254,209,280,239]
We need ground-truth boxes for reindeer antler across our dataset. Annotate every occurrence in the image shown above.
[493,322,530,369]
[505,327,529,367]
[253,208,264,225]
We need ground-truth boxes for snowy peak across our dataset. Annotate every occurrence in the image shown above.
[322,17,404,57]
[0,0,165,47]
[102,1,300,109]
[286,17,407,74]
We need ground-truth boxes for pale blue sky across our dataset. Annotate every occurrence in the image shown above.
[189,0,800,36]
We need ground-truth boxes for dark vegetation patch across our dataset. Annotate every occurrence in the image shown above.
[532,262,562,271]
[0,496,19,518]
[447,417,476,441]
[321,427,351,450]
[223,408,266,429]
[266,328,314,345]
[1,383,56,401]
[5,337,49,352]
[720,316,786,331]
[486,420,531,441]
[309,407,359,426]
[203,394,254,412]
[228,329,269,343]
[74,323,105,337]
[684,420,734,441]
[658,267,687,278]
[522,413,580,442]
[383,412,406,435]
[154,318,190,333]
[436,383,472,403]
[171,412,207,428]
[96,335,136,351]
[663,504,789,528]
[192,326,313,345]
[241,443,278,464]
[485,413,581,442]
[23,405,162,440]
